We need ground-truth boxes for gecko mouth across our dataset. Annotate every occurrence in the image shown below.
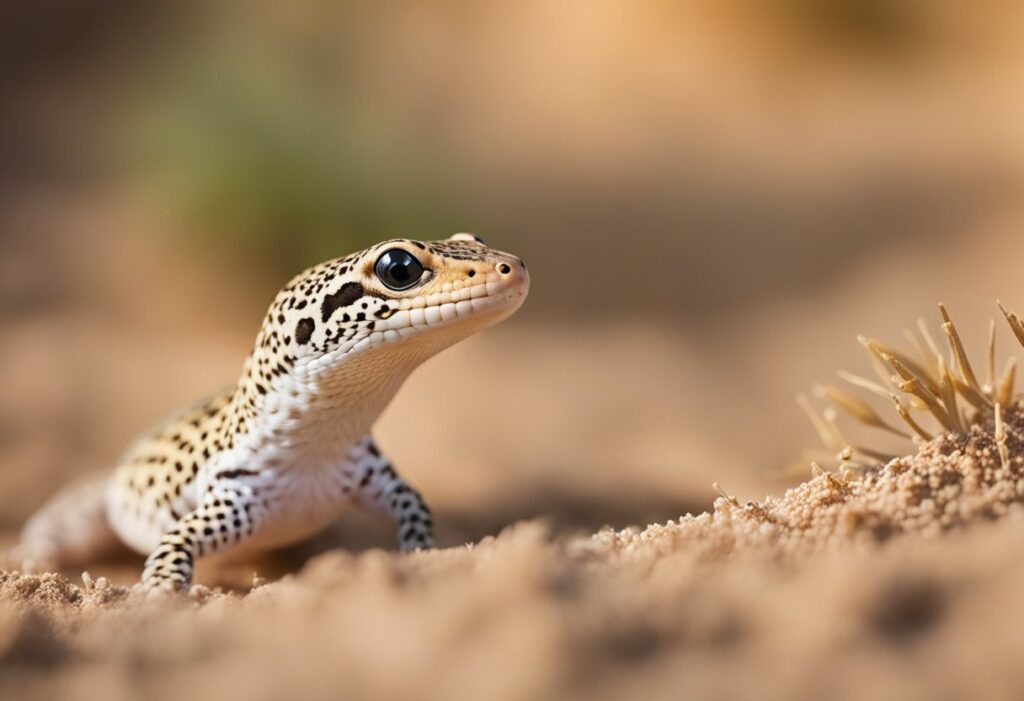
[367,268,529,346]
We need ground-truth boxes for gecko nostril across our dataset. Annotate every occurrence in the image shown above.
[498,263,512,275]
[467,270,476,278]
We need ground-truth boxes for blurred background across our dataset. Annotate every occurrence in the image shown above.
[3,1,1024,560]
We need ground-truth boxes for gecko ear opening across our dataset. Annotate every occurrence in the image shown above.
[448,233,485,244]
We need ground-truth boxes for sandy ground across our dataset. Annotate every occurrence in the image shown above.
[6,421,1024,700]
[6,203,1024,699]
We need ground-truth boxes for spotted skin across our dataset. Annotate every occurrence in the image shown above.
[351,438,434,550]
[14,234,528,591]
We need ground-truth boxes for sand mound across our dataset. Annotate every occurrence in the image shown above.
[600,402,1024,565]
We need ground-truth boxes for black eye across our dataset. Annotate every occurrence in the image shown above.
[375,249,425,291]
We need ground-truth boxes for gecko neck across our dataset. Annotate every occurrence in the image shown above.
[223,338,446,461]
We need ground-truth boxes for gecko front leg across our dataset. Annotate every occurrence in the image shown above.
[352,438,434,551]
[141,485,262,591]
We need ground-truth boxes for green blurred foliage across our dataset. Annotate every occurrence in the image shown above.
[122,54,462,273]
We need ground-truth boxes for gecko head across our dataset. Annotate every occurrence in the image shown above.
[268,233,529,374]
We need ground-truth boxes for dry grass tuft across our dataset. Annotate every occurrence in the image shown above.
[799,302,1024,475]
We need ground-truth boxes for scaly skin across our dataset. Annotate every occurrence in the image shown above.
[14,234,529,591]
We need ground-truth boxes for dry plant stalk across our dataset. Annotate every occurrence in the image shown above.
[713,482,742,508]
[802,302,1023,474]
[995,402,1010,471]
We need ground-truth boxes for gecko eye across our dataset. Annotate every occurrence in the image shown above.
[375,249,425,291]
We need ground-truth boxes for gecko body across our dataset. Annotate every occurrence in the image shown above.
[15,234,529,590]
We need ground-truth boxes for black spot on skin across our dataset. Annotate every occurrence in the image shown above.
[321,282,364,323]
[215,468,261,480]
[295,318,315,345]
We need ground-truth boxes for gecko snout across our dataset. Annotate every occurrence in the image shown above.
[496,255,527,278]
[493,256,529,296]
